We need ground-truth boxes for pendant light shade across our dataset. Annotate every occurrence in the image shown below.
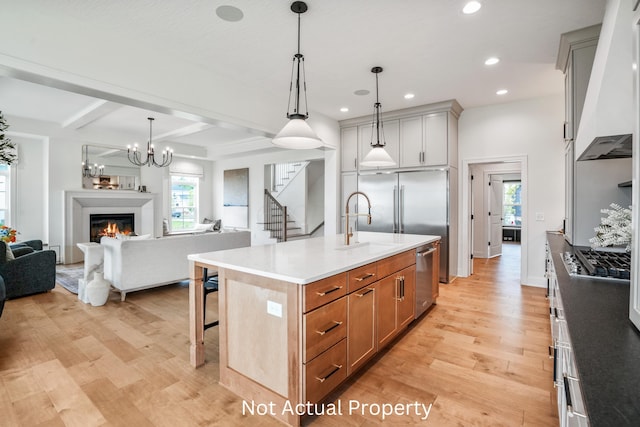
[272,1,323,149]
[360,66,396,168]
[360,145,396,167]
[272,117,322,149]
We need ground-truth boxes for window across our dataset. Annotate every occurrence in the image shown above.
[502,181,522,226]
[0,165,10,226]
[170,175,199,231]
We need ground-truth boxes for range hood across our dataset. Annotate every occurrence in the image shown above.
[577,133,632,161]
[574,1,634,160]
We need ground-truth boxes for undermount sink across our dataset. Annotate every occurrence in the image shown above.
[334,241,397,251]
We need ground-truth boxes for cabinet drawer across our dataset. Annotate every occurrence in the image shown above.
[377,250,415,279]
[305,339,347,404]
[304,273,347,313]
[347,262,378,292]
[304,297,347,362]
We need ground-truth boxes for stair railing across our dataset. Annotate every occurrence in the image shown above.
[264,189,287,242]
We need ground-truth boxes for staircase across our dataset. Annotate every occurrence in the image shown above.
[261,189,302,242]
[271,161,308,196]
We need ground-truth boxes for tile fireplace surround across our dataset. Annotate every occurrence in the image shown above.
[64,190,156,264]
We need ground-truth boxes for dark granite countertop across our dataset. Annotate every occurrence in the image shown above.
[547,232,640,426]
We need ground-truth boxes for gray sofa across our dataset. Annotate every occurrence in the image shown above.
[0,240,56,299]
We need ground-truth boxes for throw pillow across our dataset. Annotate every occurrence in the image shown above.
[115,233,130,240]
[193,223,214,232]
[162,218,169,236]
[4,243,14,261]
[213,219,222,231]
[202,218,214,224]
[11,246,34,258]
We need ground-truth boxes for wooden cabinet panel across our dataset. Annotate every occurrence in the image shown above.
[347,262,378,292]
[304,273,347,313]
[305,339,347,404]
[376,275,398,348]
[377,265,415,349]
[424,112,448,166]
[377,250,414,279]
[397,265,416,330]
[399,116,423,168]
[347,286,376,375]
[304,297,347,362]
[341,127,358,172]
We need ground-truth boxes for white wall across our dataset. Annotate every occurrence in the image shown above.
[459,95,565,287]
[11,133,47,242]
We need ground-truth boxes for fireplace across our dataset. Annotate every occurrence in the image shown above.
[90,213,134,243]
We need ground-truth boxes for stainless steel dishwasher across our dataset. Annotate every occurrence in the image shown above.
[415,241,440,318]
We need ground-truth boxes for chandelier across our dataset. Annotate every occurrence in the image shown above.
[272,1,323,149]
[127,117,173,167]
[82,145,104,178]
[360,67,396,167]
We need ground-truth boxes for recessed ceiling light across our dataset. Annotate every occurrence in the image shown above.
[340,107,349,112]
[462,1,482,14]
[404,93,415,99]
[216,5,244,22]
[485,57,500,66]
[496,89,508,95]
[354,89,370,96]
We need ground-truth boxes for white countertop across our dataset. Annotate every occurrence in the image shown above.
[187,232,440,284]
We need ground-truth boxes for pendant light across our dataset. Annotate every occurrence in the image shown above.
[272,1,323,149]
[127,117,173,167]
[360,67,396,167]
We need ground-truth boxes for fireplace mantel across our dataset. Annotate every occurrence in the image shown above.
[64,190,157,264]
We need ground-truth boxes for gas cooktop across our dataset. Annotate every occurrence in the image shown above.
[561,246,631,283]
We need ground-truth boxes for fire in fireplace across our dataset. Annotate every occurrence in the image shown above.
[90,213,134,243]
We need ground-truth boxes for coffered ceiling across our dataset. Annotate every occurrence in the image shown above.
[0,0,607,160]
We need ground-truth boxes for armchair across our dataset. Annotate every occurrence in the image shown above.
[0,240,56,299]
[0,276,5,318]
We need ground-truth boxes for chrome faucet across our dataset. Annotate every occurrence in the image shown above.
[345,191,372,245]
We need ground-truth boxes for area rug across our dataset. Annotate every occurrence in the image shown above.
[55,265,83,294]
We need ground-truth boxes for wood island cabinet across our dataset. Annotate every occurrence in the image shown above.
[304,252,419,406]
[189,235,438,427]
[346,285,377,375]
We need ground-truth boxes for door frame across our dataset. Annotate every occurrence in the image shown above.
[461,155,528,284]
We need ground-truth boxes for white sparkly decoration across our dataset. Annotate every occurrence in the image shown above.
[589,203,632,251]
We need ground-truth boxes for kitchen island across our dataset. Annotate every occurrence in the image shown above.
[188,231,440,426]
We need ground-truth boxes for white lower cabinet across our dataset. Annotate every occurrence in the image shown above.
[546,243,589,426]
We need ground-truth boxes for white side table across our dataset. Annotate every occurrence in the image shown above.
[77,242,104,304]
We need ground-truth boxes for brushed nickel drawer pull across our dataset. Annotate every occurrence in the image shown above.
[316,286,343,297]
[316,364,343,383]
[316,321,343,336]
[355,273,375,282]
[356,288,374,297]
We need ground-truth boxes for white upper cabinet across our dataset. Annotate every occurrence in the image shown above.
[399,116,422,168]
[423,112,448,166]
[339,100,462,172]
[358,119,400,170]
[341,126,358,172]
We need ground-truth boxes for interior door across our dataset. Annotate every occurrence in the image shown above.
[489,175,503,257]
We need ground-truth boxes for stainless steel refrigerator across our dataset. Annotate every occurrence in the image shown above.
[356,169,451,283]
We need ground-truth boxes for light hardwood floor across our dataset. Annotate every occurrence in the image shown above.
[0,243,557,426]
